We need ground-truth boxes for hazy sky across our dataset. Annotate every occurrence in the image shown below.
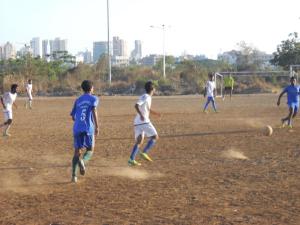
[1,0,300,59]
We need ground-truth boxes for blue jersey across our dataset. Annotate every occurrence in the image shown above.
[70,94,99,135]
[283,85,300,104]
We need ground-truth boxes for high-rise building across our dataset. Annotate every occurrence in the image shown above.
[83,50,92,64]
[113,36,127,57]
[2,42,16,60]
[0,46,3,60]
[30,37,41,57]
[93,41,107,63]
[42,40,49,58]
[131,40,142,61]
[49,38,68,54]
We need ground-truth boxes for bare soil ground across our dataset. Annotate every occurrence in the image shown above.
[0,94,300,225]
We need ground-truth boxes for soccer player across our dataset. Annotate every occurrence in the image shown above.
[203,72,217,113]
[0,84,18,136]
[277,76,300,128]
[25,79,33,109]
[128,81,161,166]
[223,74,234,100]
[70,80,99,183]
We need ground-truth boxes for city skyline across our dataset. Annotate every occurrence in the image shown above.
[1,0,300,59]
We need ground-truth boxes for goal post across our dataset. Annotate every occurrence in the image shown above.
[214,72,223,98]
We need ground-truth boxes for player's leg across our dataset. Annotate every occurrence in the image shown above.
[78,134,95,176]
[230,88,233,100]
[2,111,13,136]
[140,123,159,162]
[128,129,144,166]
[286,107,294,127]
[29,94,33,109]
[203,97,212,112]
[71,133,84,182]
[211,98,217,112]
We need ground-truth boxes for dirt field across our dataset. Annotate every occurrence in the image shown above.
[0,94,300,225]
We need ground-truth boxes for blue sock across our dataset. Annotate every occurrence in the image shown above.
[143,139,156,153]
[83,151,93,163]
[130,144,139,160]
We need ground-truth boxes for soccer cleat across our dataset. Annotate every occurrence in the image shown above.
[203,110,208,114]
[71,176,78,183]
[128,159,141,166]
[280,119,287,128]
[288,125,293,129]
[140,152,153,162]
[78,159,86,176]
[3,133,11,137]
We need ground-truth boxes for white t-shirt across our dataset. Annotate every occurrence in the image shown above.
[2,92,17,111]
[26,84,32,94]
[206,81,216,97]
[134,94,152,125]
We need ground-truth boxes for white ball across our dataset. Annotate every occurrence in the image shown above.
[264,125,273,136]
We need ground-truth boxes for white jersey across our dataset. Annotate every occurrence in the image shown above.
[2,92,17,112]
[134,94,152,125]
[206,81,216,97]
[26,84,32,94]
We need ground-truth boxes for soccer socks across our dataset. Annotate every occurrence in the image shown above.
[72,155,79,177]
[130,144,139,160]
[83,151,93,163]
[143,139,156,153]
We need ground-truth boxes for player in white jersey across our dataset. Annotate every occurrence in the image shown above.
[25,79,33,109]
[203,72,218,113]
[0,84,18,136]
[128,81,161,166]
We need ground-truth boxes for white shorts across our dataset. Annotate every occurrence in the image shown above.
[3,110,13,121]
[134,122,158,140]
[28,93,33,100]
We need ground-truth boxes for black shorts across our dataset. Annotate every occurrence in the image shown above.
[224,87,233,91]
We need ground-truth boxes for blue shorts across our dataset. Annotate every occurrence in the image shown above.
[73,132,94,150]
[288,102,299,112]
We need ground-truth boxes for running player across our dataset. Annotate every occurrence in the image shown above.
[70,80,99,183]
[0,84,18,136]
[128,81,161,166]
[277,76,300,128]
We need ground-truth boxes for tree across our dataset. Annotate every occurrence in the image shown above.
[271,32,300,69]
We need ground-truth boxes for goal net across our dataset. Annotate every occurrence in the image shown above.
[214,73,223,97]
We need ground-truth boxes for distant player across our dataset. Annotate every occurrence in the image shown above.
[277,76,300,128]
[223,74,234,100]
[203,72,217,113]
[0,84,18,136]
[25,79,33,109]
[70,80,99,183]
[128,81,161,166]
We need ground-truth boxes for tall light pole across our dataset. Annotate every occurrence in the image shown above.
[107,0,112,85]
[150,24,168,79]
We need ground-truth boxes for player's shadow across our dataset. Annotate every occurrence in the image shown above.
[97,129,256,141]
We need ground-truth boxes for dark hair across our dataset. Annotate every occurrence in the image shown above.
[11,84,18,92]
[291,76,296,80]
[28,79,32,82]
[145,81,154,94]
[81,80,93,92]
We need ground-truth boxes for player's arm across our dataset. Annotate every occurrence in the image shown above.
[150,109,161,117]
[203,87,207,97]
[13,102,17,109]
[0,97,5,109]
[70,101,76,121]
[135,103,144,121]
[92,107,99,136]
[277,90,286,106]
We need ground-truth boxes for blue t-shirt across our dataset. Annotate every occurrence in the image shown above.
[70,94,99,135]
[283,85,300,104]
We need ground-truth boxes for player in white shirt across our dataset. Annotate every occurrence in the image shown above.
[25,79,33,109]
[0,84,18,136]
[203,73,218,113]
[128,81,161,166]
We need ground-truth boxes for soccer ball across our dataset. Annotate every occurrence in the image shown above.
[264,125,273,136]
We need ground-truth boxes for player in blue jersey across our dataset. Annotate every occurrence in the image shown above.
[277,76,300,128]
[70,80,99,183]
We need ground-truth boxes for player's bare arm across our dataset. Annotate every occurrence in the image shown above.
[13,102,18,109]
[277,91,286,106]
[135,103,144,121]
[92,107,99,136]
[150,109,161,118]
[0,97,5,109]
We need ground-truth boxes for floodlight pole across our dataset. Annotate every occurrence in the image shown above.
[107,0,112,85]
